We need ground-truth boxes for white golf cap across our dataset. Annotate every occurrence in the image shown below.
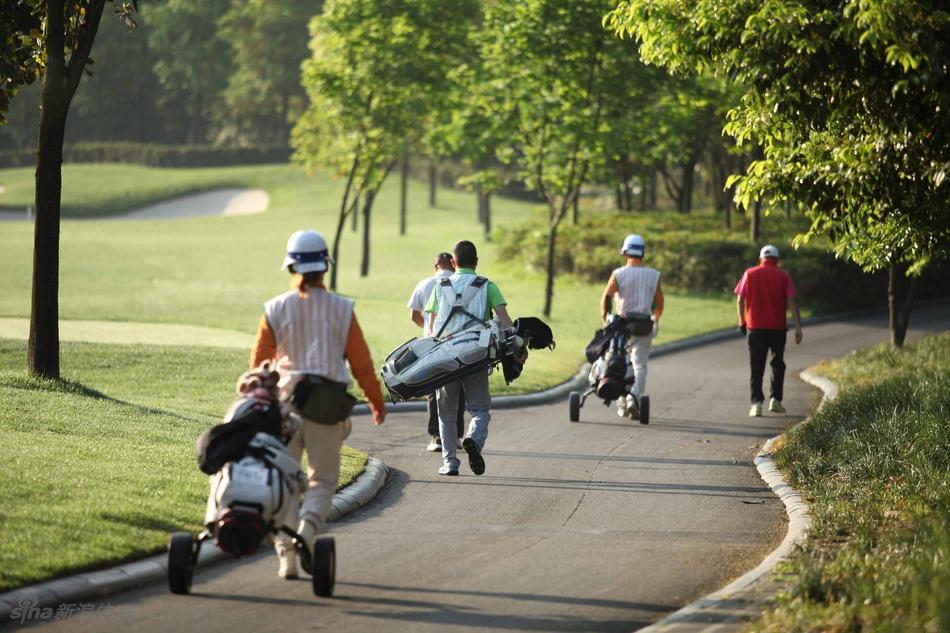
[759,244,780,259]
[282,229,333,273]
[620,234,645,257]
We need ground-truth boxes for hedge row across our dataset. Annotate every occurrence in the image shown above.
[0,143,291,168]
[494,212,946,312]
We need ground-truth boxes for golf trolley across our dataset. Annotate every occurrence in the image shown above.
[168,524,335,597]
[569,314,650,425]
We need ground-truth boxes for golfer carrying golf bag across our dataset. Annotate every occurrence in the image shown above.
[424,240,514,477]
[250,229,387,580]
[599,234,664,419]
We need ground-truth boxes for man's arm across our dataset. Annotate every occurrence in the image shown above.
[653,279,664,322]
[789,296,803,344]
[493,304,514,330]
[736,296,746,327]
[601,273,618,325]
[410,309,425,328]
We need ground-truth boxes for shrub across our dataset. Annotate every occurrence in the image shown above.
[0,143,291,168]
[494,210,947,312]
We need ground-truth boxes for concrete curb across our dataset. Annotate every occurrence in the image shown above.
[632,367,839,632]
[0,457,389,620]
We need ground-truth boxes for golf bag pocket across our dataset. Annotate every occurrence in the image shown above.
[291,374,357,424]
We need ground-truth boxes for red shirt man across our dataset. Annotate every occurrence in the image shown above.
[734,245,803,417]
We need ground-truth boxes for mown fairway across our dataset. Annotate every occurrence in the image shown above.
[0,163,738,395]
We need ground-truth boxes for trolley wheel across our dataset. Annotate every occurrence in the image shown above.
[168,532,195,595]
[639,395,650,425]
[569,391,581,422]
[311,536,336,597]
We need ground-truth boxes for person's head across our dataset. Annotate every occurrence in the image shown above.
[759,244,780,262]
[282,229,332,290]
[620,234,645,260]
[434,251,455,272]
[453,240,478,269]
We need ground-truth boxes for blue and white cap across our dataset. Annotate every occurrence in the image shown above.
[282,229,333,273]
[620,234,645,257]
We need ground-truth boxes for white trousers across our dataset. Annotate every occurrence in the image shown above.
[627,324,657,398]
[274,418,351,554]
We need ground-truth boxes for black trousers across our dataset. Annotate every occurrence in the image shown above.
[427,391,466,439]
[748,329,787,403]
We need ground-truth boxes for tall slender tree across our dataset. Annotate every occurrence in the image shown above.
[1,0,141,378]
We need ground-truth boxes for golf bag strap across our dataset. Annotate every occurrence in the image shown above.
[435,276,489,339]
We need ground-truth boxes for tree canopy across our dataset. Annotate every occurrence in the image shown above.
[606,0,950,274]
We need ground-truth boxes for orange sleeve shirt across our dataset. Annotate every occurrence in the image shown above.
[249,312,386,417]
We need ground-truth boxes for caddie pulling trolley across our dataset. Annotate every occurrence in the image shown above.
[570,314,650,424]
[167,365,336,598]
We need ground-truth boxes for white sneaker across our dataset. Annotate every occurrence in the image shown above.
[426,436,442,452]
[769,398,786,413]
[277,550,298,579]
[457,437,463,449]
[749,402,763,417]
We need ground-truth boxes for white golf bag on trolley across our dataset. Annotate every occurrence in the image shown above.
[204,431,304,557]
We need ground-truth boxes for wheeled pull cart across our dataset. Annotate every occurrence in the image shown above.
[168,525,336,598]
[569,314,651,425]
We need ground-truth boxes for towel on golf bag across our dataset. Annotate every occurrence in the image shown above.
[196,399,284,475]
[204,432,305,556]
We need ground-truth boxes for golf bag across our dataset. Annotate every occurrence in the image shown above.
[198,398,305,557]
[381,275,555,401]
[586,315,636,402]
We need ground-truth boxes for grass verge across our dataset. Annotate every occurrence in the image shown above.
[0,338,367,592]
[753,333,950,632]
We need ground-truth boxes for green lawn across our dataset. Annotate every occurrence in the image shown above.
[0,163,739,395]
[754,333,950,632]
[0,338,367,591]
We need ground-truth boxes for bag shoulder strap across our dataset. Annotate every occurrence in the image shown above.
[435,276,490,338]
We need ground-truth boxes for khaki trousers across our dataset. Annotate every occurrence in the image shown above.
[274,418,351,554]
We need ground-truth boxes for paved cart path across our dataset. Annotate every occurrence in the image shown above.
[19,305,949,633]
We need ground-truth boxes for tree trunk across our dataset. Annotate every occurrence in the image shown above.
[542,212,561,318]
[476,184,486,224]
[399,151,408,236]
[30,64,68,379]
[649,166,658,209]
[29,0,106,378]
[679,157,696,213]
[888,265,919,348]
[428,161,437,208]
[571,192,580,225]
[360,188,376,278]
[749,197,761,242]
[330,155,361,291]
[483,191,492,241]
[350,193,359,232]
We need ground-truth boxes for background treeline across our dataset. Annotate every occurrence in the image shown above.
[0,0,322,155]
